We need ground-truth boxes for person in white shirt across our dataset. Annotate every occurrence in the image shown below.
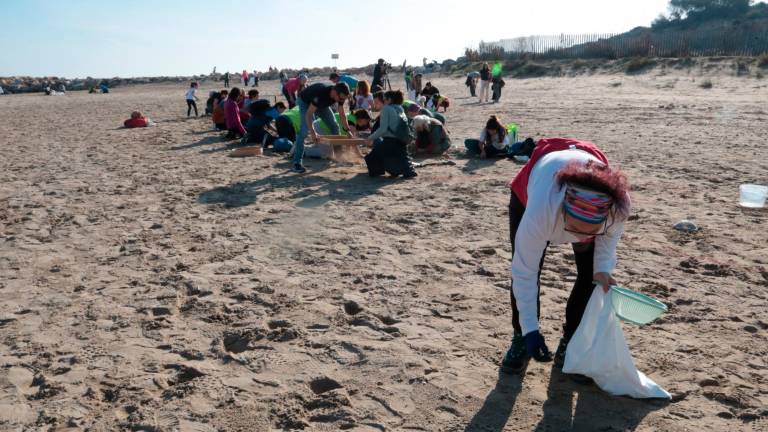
[500,138,631,374]
[185,82,199,117]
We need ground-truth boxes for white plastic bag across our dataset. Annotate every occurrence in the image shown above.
[562,288,671,399]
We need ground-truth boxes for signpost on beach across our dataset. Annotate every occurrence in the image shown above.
[331,53,339,69]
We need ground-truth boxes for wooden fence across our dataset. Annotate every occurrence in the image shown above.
[470,28,768,60]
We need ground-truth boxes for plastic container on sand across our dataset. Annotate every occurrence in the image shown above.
[739,184,768,208]
[610,285,668,325]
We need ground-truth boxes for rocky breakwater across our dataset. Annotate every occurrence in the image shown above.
[0,75,211,94]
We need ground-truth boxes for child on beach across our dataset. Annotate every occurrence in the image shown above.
[224,87,246,139]
[123,111,151,128]
[186,82,199,117]
[464,115,511,158]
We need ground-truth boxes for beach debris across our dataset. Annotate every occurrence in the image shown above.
[673,220,699,233]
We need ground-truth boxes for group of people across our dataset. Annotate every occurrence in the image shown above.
[116,66,638,387]
[467,62,505,103]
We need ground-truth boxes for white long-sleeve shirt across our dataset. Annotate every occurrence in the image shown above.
[185,88,197,100]
[511,149,626,335]
[479,128,511,150]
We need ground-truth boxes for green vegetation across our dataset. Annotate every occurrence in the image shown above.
[626,57,657,73]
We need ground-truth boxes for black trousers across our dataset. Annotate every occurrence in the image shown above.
[364,137,416,177]
[508,192,596,339]
[282,87,295,109]
[275,116,296,142]
[186,99,198,116]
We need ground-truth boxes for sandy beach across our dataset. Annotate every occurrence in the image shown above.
[1,67,767,431]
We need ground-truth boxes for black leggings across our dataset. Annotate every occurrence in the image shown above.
[508,192,596,339]
[187,99,198,116]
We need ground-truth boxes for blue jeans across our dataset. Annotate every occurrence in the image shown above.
[294,99,339,166]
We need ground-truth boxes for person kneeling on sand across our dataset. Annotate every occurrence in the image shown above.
[123,111,151,128]
[411,115,451,156]
[404,102,446,125]
[245,99,278,148]
[363,90,417,178]
[465,115,511,158]
[501,137,631,374]
[224,87,246,140]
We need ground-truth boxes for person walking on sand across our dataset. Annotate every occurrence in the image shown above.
[185,82,199,117]
[500,138,631,374]
[479,63,491,103]
[223,72,230,88]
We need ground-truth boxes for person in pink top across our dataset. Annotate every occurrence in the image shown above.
[282,74,307,108]
[241,70,248,85]
[224,87,246,139]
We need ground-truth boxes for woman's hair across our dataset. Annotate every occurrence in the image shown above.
[484,115,507,141]
[130,111,142,119]
[220,89,229,97]
[190,82,198,87]
[228,87,241,100]
[412,115,441,132]
[373,91,385,103]
[356,80,370,97]
[248,89,259,98]
[384,90,404,105]
[353,109,371,121]
[556,160,631,217]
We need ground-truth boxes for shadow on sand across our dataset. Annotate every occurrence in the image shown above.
[464,367,668,431]
[197,168,396,209]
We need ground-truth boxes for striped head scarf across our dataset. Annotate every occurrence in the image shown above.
[563,184,613,224]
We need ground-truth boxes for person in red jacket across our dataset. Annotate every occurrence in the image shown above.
[123,111,149,128]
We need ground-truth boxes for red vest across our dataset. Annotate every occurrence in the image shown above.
[509,138,609,206]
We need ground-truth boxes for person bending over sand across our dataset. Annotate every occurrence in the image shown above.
[501,138,631,374]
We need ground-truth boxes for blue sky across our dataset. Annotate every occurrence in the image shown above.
[1,0,672,78]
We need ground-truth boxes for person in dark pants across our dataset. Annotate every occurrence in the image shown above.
[223,72,230,88]
[185,82,199,117]
[364,90,417,178]
[372,58,385,89]
[500,138,631,374]
[491,76,505,103]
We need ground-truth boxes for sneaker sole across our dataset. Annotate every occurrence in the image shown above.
[499,358,529,375]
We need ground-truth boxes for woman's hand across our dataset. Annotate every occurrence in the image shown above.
[309,132,318,143]
[593,272,617,292]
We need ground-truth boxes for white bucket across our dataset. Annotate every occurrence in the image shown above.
[739,184,768,208]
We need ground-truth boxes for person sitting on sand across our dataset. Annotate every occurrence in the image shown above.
[465,115,511,158]
[354,80,374,111]
[123,111,151,128]
[404,102,446,126]
[224,87,246,139]
[99,82,109,93]
[363,90,417,178]
[421,82,439,100]
[212,90,228,130]
[205,90,219,116]
[245,99,277,148]
[242,89,259,112]
[275,106,300,142]
[411,115,451,156]
[501,137,631,374]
